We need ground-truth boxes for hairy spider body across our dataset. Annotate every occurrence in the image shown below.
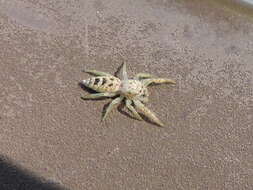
[119,80,149,100]
[81,63,175,127]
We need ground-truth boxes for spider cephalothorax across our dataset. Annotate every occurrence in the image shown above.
[81,63,175,127]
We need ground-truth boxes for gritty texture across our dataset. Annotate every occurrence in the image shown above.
[0,0,253,189]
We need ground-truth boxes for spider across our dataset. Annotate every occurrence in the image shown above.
[81,63,175,127]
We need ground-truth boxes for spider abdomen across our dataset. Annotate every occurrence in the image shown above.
[82,76,121,93]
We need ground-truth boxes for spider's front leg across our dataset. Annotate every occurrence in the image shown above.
[82,92,116,99]
[102,96,124,121]
[125,99,143,121]
[143,78,176,86]
[133,100,164,127]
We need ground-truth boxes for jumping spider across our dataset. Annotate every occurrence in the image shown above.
[81,63,175,127]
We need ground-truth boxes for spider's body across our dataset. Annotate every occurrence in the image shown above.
[81,63,175,127]
[82,76,121,93]
[119,79,149,100]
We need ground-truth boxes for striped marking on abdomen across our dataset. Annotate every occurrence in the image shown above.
[82,76,121,93]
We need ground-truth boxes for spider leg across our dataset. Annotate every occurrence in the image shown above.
[134,73,154,80]
[125,99,143,120]
[133,100,164,127]
[136,96,149,103]
[143,78,176,87]
[122,62,128,80]
[83,69,114,77]
[82,92,116,99]
[102,96,124,121]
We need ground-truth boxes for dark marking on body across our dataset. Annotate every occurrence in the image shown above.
[102,78,107,85]
[108,83,113,87]
[94,78,100,85]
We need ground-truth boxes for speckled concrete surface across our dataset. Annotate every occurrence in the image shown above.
[0,0,253,189]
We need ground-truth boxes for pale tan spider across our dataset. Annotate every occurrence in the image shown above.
[81,63,175,127]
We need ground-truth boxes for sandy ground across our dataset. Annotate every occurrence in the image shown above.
[0,0,253,189]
